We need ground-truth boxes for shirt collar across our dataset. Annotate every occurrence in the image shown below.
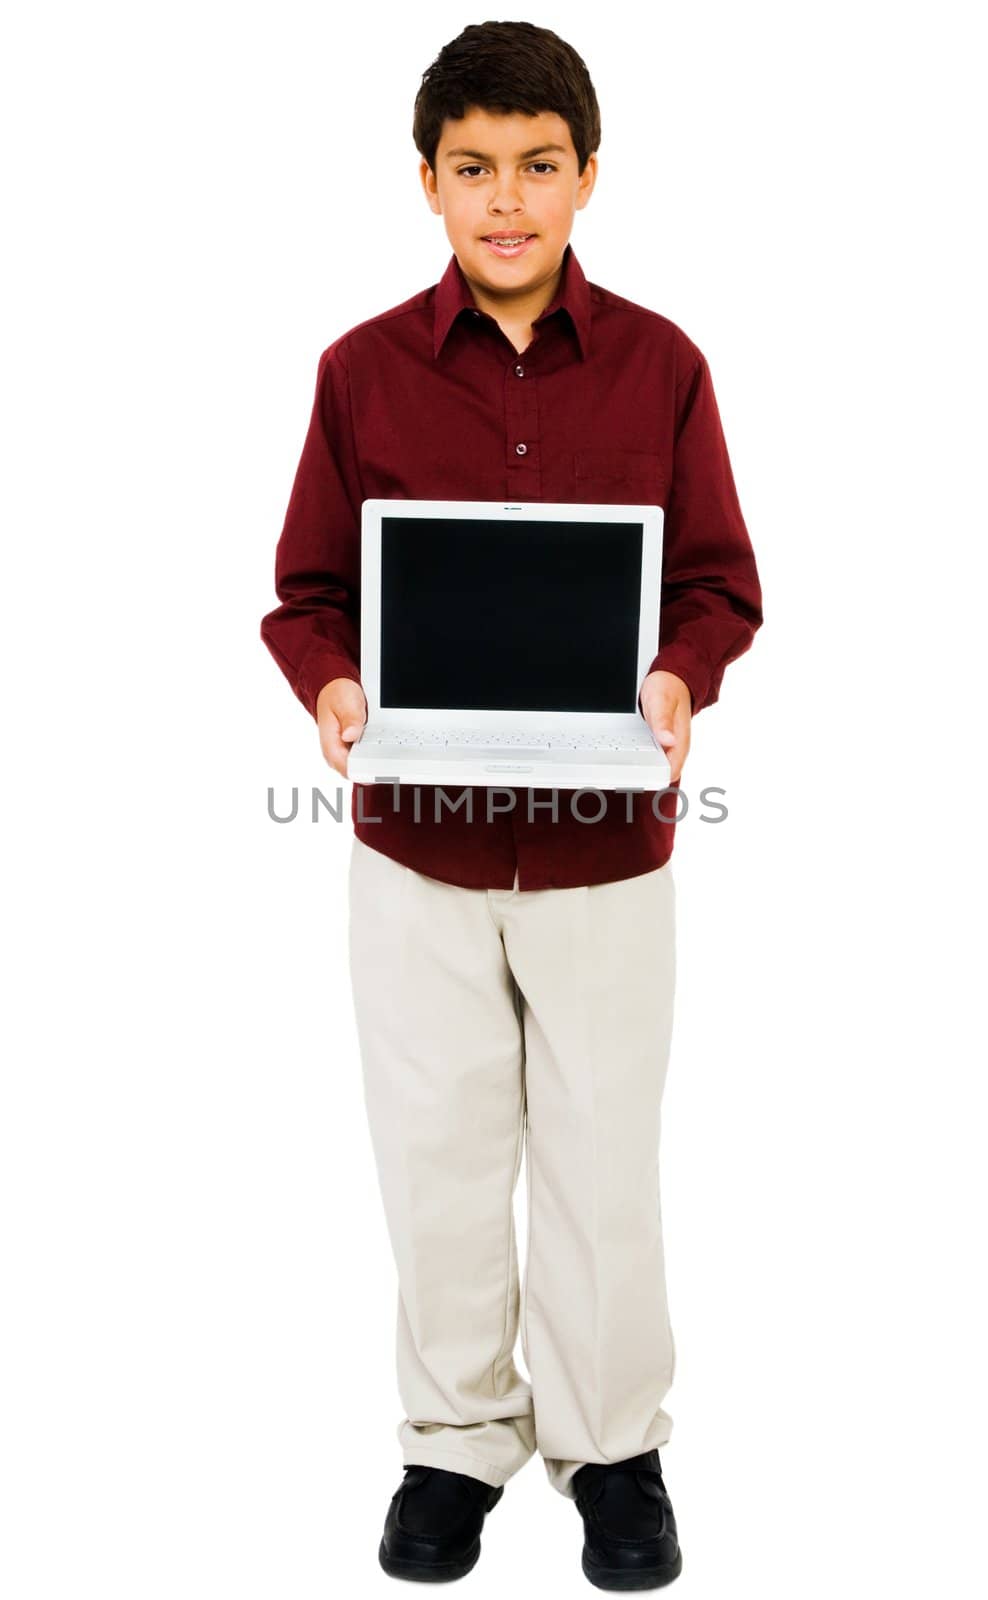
[432,241,591,361]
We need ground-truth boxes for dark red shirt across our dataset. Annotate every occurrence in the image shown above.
[260,243,763,890]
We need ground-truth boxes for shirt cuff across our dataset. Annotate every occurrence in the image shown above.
[641,646,711,716]
[296,650,363,720]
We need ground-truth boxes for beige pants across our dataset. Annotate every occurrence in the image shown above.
[346,833,678,1500]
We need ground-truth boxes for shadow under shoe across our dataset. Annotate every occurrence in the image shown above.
[573,1449,683,1591]
[379,1464,505,1583]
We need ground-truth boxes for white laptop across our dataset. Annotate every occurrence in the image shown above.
[346,498,672,791]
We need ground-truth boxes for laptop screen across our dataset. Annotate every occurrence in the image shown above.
[379,515,645,713]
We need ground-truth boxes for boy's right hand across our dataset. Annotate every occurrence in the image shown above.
[316,677,368,778]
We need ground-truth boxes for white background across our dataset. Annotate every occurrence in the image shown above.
[3,2,985,1595]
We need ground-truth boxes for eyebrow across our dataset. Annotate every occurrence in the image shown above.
[444,143,568,162]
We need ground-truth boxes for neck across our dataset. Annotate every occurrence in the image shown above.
[462,256,564,337]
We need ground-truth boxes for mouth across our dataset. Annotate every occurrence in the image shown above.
[481,233,537,258]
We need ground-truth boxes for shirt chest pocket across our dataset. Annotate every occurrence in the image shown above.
[572,447,666,503]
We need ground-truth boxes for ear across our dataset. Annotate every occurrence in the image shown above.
[419,158,442,216]
[576,152,598,211]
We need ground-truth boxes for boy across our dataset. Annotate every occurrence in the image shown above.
[260,20,762,1590]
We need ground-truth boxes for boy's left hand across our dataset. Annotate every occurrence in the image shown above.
[639,670,692,783]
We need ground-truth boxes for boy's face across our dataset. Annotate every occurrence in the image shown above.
[421,108,596,306]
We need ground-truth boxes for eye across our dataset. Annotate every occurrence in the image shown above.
[456,162,558,178]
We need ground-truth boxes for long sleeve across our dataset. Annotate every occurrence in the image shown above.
[260,339,364,719]
[645,351,763,715]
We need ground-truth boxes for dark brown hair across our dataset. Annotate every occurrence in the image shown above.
[413,21,601,177]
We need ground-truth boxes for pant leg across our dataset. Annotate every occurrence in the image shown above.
[346,836,536,1490]
[488,861,678,1499]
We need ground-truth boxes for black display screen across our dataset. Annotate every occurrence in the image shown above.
[379,516,644,713]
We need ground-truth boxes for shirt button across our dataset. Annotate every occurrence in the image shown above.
[515,442,528,455]
[514,364,525,377]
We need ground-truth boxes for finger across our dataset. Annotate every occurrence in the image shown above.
[641,721,677,782]
[650,714,682,769]
[668,712,691,784]
[663,734,682,784]
[644,689,690,777]
[642,688,676,729]
[320,719,351,779]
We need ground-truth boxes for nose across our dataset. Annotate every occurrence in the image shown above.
[488,171,525,216]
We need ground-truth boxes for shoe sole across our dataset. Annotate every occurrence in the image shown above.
[378,1483,503,1582]
[582,1545,683,1591]
[378,1537,482,1582]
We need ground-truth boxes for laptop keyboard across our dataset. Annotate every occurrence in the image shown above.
[359,729,658,753]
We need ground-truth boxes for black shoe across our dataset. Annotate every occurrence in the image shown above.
[378,1463,504,1582]
[573,1449,682,1591]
